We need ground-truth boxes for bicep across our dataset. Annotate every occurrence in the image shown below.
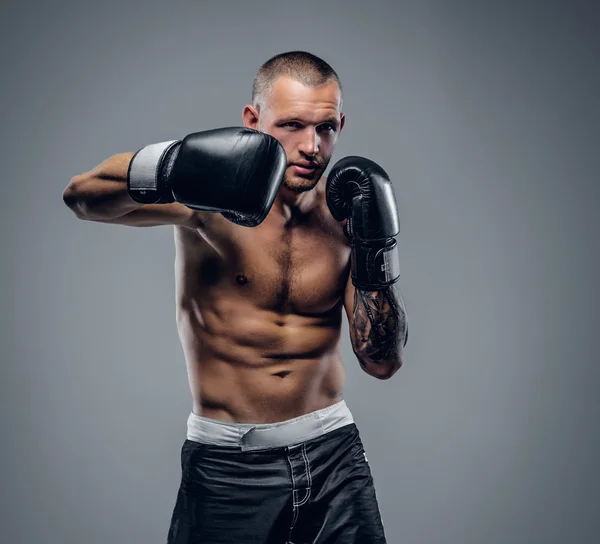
[343,268,357,326]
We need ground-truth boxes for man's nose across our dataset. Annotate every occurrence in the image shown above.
[299,129,320,157]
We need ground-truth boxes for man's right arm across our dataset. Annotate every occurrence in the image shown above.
[64,127,287,230]
[62,152,204,228]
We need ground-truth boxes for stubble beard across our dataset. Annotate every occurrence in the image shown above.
[282,169,322,193]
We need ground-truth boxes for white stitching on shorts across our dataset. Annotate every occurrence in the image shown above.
[287,443,313,540]
[297,444,312,506]
[286,451,296,492]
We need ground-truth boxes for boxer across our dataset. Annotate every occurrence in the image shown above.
[63,50,408,544]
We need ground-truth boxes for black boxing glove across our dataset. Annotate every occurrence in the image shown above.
[127,127,286,227]
[326,156,401,290]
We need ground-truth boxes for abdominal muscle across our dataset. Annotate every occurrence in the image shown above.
[177,294,347,424]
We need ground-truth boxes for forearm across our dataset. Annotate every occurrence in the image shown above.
[63,152,199,228]
[89,202,201,228]
[350,281,408,380]
[63,152,141,220]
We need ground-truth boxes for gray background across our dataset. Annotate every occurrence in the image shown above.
[2,0,599,542]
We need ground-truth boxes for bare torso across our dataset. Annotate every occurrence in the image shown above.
[174,177,351,423]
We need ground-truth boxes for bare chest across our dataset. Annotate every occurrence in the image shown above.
[177,210,351,315]
[235,219,350,313]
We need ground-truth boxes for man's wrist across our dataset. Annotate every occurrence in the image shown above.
[350,238,401,290]
[127,140,180,204]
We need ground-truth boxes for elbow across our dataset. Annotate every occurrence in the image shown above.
[62,175,88,219]
[376,359,402,380]
[358,355,403,380]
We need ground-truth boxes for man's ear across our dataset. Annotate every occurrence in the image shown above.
[339,113,346,133]
[242,105,259,130]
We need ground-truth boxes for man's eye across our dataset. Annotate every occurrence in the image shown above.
[283,122,301,129]
[319,124,335,133]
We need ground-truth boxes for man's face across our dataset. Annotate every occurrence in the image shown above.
[243,76,345,193]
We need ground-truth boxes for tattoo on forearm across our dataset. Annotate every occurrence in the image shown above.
[351,282,408,364]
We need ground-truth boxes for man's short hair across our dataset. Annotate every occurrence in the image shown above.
[252,51,343,110]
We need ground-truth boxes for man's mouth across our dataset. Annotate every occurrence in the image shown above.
[291,162,318,175]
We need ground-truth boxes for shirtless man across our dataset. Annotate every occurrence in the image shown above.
[63,51,408,544]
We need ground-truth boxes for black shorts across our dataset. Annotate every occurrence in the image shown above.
[166,423,387,543]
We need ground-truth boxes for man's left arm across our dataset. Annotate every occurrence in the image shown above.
[343,271,408,380]
[327,156,408,380]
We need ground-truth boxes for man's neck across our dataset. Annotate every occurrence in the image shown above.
[271,184,318,225]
